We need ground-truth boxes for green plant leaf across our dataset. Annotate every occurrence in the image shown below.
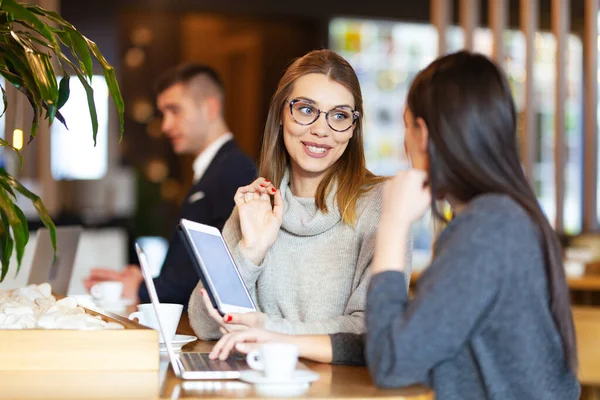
[0,174,16,199]
[0,62,25,89]
[74,73,96,142]
[0,209,13,281]
[18,84,40,142]
[0,183,28,272]
[0,39,44,139]
[2,0,58,49]
[57,52,97,141]
[0,83,6,118]
[57,75,69,109]
[0,169,55,253]
[12,201,28,271]
[11,30,59,110]
[0,75,41,143]
[85,38,124,139]
[23,4,76,31]
[65,28,93,80]
[54,30,93,83]
[1,41,37,94]
[53,108,67,128]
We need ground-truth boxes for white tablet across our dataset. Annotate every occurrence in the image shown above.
[178,218,256,315]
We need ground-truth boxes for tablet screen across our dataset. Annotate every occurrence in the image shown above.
[187,230,254,308]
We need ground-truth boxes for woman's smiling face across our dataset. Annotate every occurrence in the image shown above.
[282,73,356,181]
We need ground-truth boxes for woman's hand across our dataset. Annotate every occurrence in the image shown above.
[234,177,284,265]
[209,328,288,360]
[382,169,431,229]
[200,288,267,334]
[373,169,431,274]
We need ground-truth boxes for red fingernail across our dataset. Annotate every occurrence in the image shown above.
[260,184,265,187]
[265,180,270,183]
[225,315,233,322]
[271,188,276,193]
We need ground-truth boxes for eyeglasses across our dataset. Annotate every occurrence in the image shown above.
[288,99,359,132]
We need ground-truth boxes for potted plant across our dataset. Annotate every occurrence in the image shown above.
[0,0,124,281]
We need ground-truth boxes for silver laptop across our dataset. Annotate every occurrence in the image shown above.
[28,226,82,295]
[135,242,248,380]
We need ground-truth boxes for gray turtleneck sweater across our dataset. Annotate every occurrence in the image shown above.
[188,173,412,339]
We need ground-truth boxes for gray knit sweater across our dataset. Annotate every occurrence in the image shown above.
[188,172,412,339]
[366,194,580,400]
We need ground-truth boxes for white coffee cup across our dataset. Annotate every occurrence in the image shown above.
[246,343,299,381]
[128,303,182,343]
[91,281,124,303]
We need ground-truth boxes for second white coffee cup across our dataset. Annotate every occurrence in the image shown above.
[246,343,299,381]
[91,281,123,303]
[128,303,183,343]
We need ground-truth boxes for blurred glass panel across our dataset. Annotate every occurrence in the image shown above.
[446,28,583,234]
[330,18,438,176]
[51,75,109,180]
[525,33,582,234]
[564,36,582,234]
[330,18,584,255]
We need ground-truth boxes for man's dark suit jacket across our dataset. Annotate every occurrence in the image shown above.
[138,139,255,305]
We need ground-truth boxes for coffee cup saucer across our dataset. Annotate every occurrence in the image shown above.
[239,369,320,385]
[159,334,197,352]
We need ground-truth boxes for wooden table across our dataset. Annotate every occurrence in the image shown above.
[158,340,433,400]
[161,316,433,399]
[0,315,434,400]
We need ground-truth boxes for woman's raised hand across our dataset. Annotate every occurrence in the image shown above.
[382,169,431,228]
[234,177,284,265]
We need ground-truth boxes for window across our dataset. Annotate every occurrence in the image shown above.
[51,75,109,180]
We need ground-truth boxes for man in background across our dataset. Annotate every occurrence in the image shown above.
[84,64,255,305]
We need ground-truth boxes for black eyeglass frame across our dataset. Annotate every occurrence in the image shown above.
[288,99,360,132]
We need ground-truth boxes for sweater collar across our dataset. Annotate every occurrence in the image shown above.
[280,169,342,236]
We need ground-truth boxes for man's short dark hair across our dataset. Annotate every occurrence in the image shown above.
[155,63,225,98]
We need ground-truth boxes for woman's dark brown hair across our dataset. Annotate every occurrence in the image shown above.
[407,51,577,372]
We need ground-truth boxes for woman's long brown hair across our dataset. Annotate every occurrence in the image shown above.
[407,51,577,372]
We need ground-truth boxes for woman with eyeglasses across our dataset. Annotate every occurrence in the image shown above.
[208,51,580,399]
[188,49,412,339]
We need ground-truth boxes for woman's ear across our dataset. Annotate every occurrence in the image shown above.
[415,117,429,153]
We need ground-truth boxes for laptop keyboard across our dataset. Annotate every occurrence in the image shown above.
[181,352,247,372]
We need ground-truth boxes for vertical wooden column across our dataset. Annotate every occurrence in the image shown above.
[552,0,569,232]
[460,0,479,50]
[431,0,451,56]
[489,0,507,65]
[583,0,598,231]
[520,0,538,185]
